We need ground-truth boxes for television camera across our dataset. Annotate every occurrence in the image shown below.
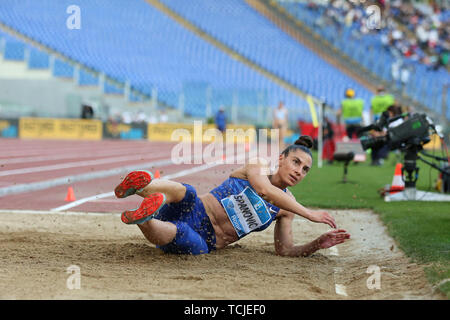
[358,112,449,193]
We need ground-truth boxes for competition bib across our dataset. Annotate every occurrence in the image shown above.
[221,186,272,238]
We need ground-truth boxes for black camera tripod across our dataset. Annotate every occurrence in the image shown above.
[333,151,355,183]
[387,141,450,201]
[402,145,420,191]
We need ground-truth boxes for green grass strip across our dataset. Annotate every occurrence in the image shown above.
[289,150,450,298]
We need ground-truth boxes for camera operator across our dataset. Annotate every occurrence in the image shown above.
[369,105,404,166]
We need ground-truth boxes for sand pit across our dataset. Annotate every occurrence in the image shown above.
[0,209,443,300]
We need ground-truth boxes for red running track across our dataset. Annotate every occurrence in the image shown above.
[0,138,242,213]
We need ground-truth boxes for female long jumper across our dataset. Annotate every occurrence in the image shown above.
[115,135,350,256]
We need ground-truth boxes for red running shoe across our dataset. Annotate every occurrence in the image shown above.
[115,170,153,198]
[121,193,166,225]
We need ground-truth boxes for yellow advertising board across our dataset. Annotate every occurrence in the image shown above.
[147,123,206,142]
[19,118,102,140]
[147,123,256,143]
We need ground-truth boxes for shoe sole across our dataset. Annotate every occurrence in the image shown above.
[121,193,166,225]
[115,170,153,198]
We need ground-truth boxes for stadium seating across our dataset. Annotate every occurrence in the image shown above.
[0,0,318,123]
[277,1,450,119]
[160,0,374,111]
[6,0,445,121]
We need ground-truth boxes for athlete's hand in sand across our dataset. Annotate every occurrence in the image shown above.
[317,229,351,249]
[308,210,337,229]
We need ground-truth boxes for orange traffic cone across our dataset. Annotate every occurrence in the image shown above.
[154,170,160,179]
[390,163,405,193]
[65,186,76,202]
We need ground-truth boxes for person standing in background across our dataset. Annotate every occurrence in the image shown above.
[338,88,364,139]
[370,104,403,166]
[81,104,94,119]
[322,116,335,164]
[215,106,227,134]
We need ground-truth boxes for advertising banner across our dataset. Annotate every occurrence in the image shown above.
[147,123,256,143]
[103,121,147,140]
[19,118,102,140]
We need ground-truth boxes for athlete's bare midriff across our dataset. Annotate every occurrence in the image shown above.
[199,168,249,249]
[199,194,237,249]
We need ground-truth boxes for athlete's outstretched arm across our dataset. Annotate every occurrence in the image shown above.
[246,162,337,228]
[274,210,350,257]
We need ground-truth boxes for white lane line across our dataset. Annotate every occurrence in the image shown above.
[0,146,117,158]
[50,157,232,212]
[0,143,153,158]
[0,157,174,197]
[0,149,162,165]
[328,246,349,297]
[0,154,166,177]
[50,191,115,212]
[335,284,348,297]
[0,209,119,217]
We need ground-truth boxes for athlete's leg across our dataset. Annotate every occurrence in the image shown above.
[116,173,211,252]
[133,204,212,253]
[115,170,187,203]
[121,195,178,246]
[136,184,215,254]
[136,179,186,203]
[156,221,210,255]
[137,219,177,246]
[139,221,210,255]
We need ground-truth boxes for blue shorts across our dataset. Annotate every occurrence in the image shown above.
[153,184,216,255]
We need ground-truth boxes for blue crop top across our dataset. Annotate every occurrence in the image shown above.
[210,177,286,238]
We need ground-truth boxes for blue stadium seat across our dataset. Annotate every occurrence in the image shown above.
[28,48,49,69]
[3,40,25,61]
[160,0,374,110]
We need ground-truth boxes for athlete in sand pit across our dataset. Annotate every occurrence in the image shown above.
[114,135,350,255]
